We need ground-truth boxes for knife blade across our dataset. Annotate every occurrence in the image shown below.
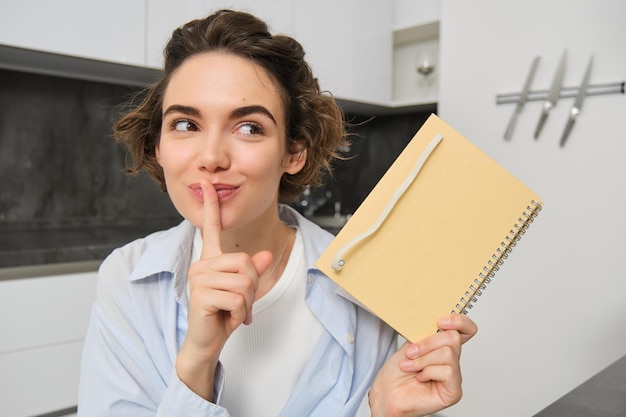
[560,55,593,147]
[504,56,541,140]
[534,50,567,139]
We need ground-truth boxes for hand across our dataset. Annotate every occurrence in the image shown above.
[176,182,273,400]
[369,314,478,417]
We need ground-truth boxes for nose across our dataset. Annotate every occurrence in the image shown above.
[196,132,231,172]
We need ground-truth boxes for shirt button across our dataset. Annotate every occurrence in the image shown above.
[307,275,312,284]
[346,333,355,344]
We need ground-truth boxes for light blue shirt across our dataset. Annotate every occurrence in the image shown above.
[78,206,397,416]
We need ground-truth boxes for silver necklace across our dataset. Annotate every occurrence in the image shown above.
[267,226,291,281]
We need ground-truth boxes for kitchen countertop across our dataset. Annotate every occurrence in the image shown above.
[0,211,342,272]
[1,213,343,278]
[0,219,181,273]
[533,354,626,417]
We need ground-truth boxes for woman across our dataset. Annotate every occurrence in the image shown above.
[78,9,477,417]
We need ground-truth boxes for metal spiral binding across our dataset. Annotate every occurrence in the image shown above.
[453,200,543,315]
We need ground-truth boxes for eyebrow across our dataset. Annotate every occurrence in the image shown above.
[162,104,200,118]
[162,104,277,125]
[230,105,277,125]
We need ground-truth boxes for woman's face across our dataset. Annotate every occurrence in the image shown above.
[156,52,303,231]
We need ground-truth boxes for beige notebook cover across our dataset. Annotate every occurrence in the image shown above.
[315,114,542,342]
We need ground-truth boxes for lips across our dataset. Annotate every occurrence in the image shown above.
[213,183,238,200]
[189,183,238,202]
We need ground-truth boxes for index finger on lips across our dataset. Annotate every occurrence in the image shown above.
[200,182,223,259]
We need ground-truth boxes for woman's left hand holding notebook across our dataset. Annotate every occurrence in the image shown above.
[368,314,478,417]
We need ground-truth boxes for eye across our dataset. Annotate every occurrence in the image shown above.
[236,122,265,136]
[169,119,198,132]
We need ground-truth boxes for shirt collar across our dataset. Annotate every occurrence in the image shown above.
[128,220,195,303]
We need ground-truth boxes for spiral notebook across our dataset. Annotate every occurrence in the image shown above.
[315,114,542,342]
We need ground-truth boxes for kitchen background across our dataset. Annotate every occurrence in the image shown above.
[0,68,181,266]
[0,67,430,267]
[1,1,625,417]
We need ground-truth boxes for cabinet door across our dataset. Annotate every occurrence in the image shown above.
[0,0,145,66]
[0,273,97,354]
[146,0,293,69]
[0,272,97,416]
[146,1,392,106]
[0,341,84,416]
[293,0,393,105]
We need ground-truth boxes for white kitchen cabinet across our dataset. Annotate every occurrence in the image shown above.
[0,1,425,113]
[393,0,440,29]
[1,341,85,417]
[391,0,440,107]
[0,0,146,66]
[292,0,393,107]
[0,270,98,417]
[146,0,294,70]
[146,0,393,109]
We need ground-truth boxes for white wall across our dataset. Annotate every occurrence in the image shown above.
[437,1,626,416]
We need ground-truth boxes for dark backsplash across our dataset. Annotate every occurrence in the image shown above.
[313,111,432,216]
[0,68,181,230]
[0,68,431,266]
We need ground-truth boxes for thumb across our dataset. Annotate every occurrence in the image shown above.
[251,250,274,278]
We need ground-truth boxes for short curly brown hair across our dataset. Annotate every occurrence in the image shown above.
[114,9,348,203]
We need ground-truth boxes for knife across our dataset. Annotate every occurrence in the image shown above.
[560,56,593,147]
[504,56,541,140]
[534,50,567,139]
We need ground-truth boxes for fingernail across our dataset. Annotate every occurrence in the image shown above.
[406,344,419,358]
[438,316,452,327]
[399,359,413,370]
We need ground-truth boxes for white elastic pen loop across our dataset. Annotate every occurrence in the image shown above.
[331,133,444,271]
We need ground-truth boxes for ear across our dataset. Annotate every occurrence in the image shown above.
[284,148,307,175]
